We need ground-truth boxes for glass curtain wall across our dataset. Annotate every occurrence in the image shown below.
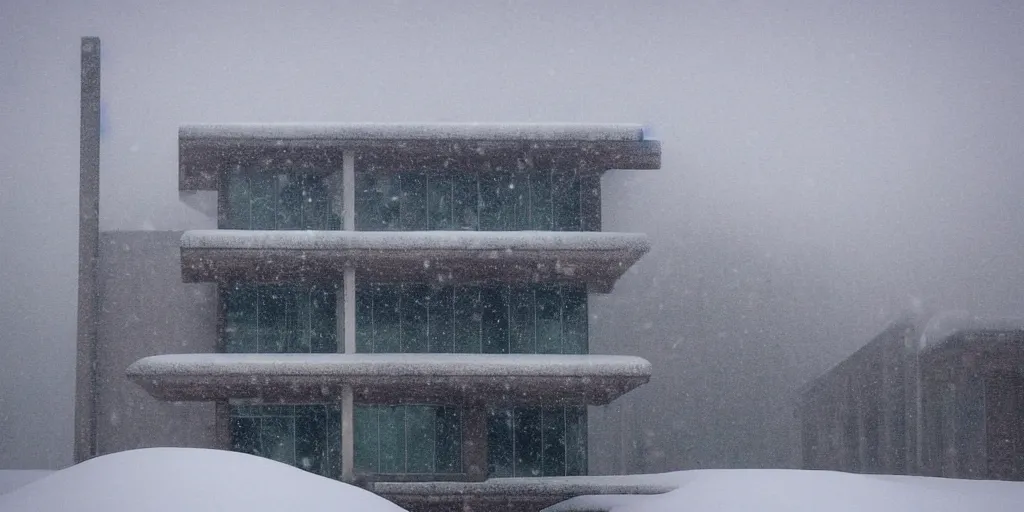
[223,170,342,230]
[230,404,342,477]
[218,166,594,478]
[355,282,588,476]
[355,284,587,355]
[221,284,341,476]
[222,284,338,354]
[355,169,600,232]
[219,169,343,476]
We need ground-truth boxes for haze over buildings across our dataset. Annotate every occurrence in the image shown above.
[4,0,1024,472]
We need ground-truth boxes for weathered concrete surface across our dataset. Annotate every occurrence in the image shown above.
[74,36,101,464]
[179,230,649,292]
[127,353,651,406]
[373,474,675,512]
[94,231,218,454]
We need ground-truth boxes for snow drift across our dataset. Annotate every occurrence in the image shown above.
[544,468,1024,512]
[0,448,406,512]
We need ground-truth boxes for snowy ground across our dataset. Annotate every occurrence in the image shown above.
[5,449,1024,512]
[0,471,51,495]
[543,468,1024,512]
[0,448,404,512]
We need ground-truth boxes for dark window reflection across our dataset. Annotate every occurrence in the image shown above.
[356,282,589,476]
[354,405,463,474]
[223,170,341,230]
[222,283,337,354]
[230,404,342,478]
[355,168,599,232]
[223,284,340,476]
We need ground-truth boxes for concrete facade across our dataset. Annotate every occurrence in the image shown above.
[87,230,642,476]
[94,231,219,454]
[799,316,1024,481]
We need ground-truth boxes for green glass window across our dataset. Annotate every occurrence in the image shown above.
[230,404,341,478]
[402,284,430,354]
[356,283,586,356]
[427,174,455,230]
[223,170,341,230]
[452,173,479,230]
[427,287,455,353]
[487,406,587,477]
[400,173,429,231]
[454,286,482,353]
[530,170,554,230]
[509,288,535,354]
[355,282,589,477]
[223,284,340,476]
[514,408,543,476]
[222,284,337,354]
[480,287,510,354]
[355,168,598,232]
[354,405,463,474]
[552,171,582,231]
[535,285,563,355]
[487,408,514,477]
[565,406,589,475]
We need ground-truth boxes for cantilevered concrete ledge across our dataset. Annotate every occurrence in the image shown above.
[182,123,647,142]
[180,230,650,292]
[127,354,652,406]
[179,123,661,190]
[372,476,676,512]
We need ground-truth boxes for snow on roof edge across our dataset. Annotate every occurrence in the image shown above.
[179,123,648,142]
[918,311,1024,349]
[180,230,651,252]
[127,353,653,379]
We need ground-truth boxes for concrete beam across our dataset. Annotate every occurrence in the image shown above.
[126,353,652,406]
[179,230,649,293]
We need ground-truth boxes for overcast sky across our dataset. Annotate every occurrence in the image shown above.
[3,0,1024,469]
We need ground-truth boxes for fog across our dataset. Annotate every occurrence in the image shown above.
[3,0,1024,470]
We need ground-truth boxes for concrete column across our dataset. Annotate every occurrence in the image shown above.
[341,386,355,482]
[343,151,355,231]
[462,405,489,481]
[340,150,356,482]
[75,36,101,463]
[215,400,233,449]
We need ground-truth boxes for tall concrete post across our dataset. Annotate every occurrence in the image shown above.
[74,36,101,463]
[341,150,356,482]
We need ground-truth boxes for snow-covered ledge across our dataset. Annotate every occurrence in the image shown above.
[179,123,661,190]
[180,230,650,291]
[372,475,676,511]
[181,123,648,142]
[126,353,651,406]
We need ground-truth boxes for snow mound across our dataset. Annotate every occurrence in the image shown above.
[0,471,51,495]
[544,469,1024,512]
[0,448,406,512]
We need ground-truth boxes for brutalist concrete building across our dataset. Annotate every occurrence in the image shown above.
[798,314,1024,482]
[76,122,662,510]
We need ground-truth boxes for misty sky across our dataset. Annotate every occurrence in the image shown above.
[3,0,1024,470]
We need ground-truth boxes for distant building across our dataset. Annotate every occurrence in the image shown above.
[76,122,662,510]
[798,313,1024,481]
